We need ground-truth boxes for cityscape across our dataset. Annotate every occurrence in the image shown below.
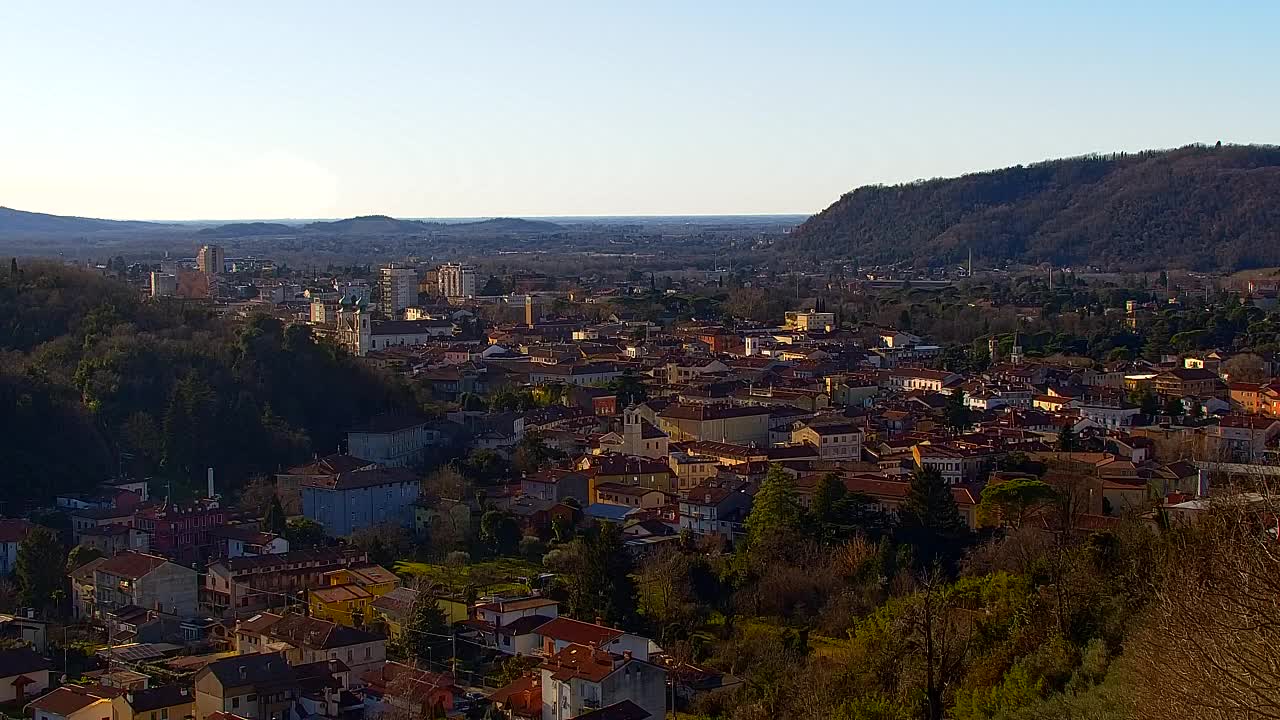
[2,3,1279,720]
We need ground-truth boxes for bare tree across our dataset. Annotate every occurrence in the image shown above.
[1130,488,1280,719]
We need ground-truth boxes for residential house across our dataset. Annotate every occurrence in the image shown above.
[93,552,198,618]
[667,452,720,492]
[656,404,772,446]
[134,499,226,564]
[307,565,398,627]
[203,548,369,618]
[347,415,434,468]
[0,648,52,703]
[233,613,386,678]
[539,644,665,720]
[527,362,621,388]
[359,662,455,718]
[466,597,559,656]
[70,506,137,545]
[536,618,653,661]
[677,482,753,539]
[1206,414,1280,462]
[71,557,107,620]
[209,527,289,560]
[521,471,591,505]
[193,652,300,720]
[490,674,542,719]
[110,685,195,720]
[591,484,667,510]
[888,368,959,392]
[300,467,421,537]
[579,455,676,497]
[790,421,863,460]
[78,525,151,558]
[0,519,33,575]
[27,685,120,720]
[911,443,995,486]
[1154,368,1226,399]
[276,455,377,515]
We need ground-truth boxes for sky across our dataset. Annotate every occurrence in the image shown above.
[1,1,1277,220]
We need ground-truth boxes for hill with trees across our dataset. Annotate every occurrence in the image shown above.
[0,206,171,234]
[0,261,423,511]
[791,144,1280,271]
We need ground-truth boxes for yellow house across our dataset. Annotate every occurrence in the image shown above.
[307,564,398,627]
[110,685,196,720]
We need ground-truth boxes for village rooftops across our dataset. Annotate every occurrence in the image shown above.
[658,403,773,421]
[96,551,170,579]
[26,685,121,716]
[298,466,419,491]
[263,613,382,650]
[282,454,376,476]
[535,617,624,648]
[544,643,621,683]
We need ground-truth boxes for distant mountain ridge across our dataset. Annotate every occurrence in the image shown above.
[791,144,1280,271]
[0,207,565,239]
[0,206,170,234]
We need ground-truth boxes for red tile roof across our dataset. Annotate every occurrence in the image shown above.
[535,617,622,648]
[96,551,169,579]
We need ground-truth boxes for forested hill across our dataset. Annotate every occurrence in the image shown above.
[0,262,418,512]
[790,144,1280,271]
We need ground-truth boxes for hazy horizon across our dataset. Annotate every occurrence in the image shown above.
[3,2,1276,220]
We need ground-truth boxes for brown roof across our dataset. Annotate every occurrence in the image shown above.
[301,467,419,491]
[96,551,169,579]
[311,584,372,604]
[26,685,120,716]
[658,403,772,421]
[0,519,34,544]
[489,673,541,716]
[535,617,623,648]
[544,643,618,683]
[282,454,375,477]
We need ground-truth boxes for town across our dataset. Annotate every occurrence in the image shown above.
[0,243,1276,720]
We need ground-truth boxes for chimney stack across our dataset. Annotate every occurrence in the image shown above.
[207,468,215,500]
[238,666,247,680]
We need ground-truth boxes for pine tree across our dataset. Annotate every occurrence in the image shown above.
[393,592,450,661]
[18,526,64,614]
[262,494,287,535]
[945,389,970,432]
[897,469,967,570]
[1057,423,1079,452]
[745,464,804,548]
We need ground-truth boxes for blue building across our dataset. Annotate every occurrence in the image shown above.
[301,466,421,536]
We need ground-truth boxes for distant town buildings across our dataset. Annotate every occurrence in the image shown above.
[438,262,477,299]
[378,263,417,317]
[196,244,225,274]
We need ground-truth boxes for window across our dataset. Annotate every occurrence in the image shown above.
[161,710,168,720]
[232,698,240,709]
[247,695,256,703]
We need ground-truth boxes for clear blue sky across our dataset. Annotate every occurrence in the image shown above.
[2,1,1276,220]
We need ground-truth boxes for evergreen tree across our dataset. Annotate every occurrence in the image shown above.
[744,464,804,548]
[18,527,64,614]
[262,494,287,535]
[945,389,970,432]
[392,593,450,661]
[897,469,967,571]
[811,472,847,536]
[1163,396,1184,417]
[1057,423,1079,452]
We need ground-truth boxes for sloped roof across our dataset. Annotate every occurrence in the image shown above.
[96,551,169,579]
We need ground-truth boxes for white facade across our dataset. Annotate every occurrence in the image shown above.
[379,265,418,317]
[438,263,477,299]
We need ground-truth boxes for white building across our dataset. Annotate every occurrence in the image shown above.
[379,264,418,317]
[347,415,434,467]
[438,263,477,299]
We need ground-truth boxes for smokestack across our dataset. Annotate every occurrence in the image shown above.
[1197,468,1209,498]
[207,468,215,499]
